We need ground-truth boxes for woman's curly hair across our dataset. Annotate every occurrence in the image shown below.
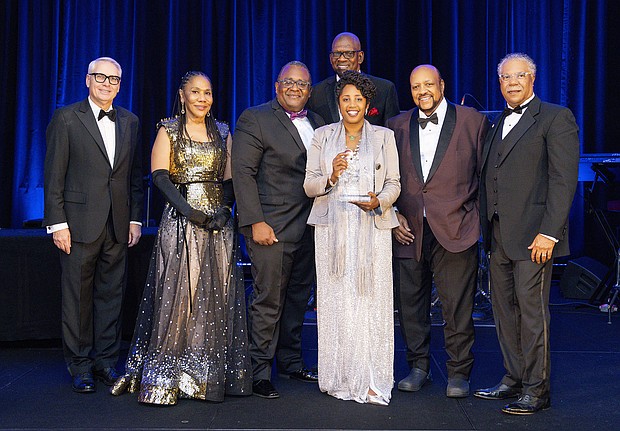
[334,70,377,102]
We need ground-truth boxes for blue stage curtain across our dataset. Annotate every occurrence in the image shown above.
[1,0,618,228]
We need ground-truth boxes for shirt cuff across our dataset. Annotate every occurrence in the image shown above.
[130,221,142,226]
[540,233,559,243]
[47,222,69,234]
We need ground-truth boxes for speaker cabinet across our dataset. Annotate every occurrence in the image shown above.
[560,256,609,300]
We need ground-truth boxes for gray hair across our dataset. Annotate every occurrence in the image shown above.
[277,60,311,83]
[497,53,536,76]
[88,57,122,77]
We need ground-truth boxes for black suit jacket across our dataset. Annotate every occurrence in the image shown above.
[306,73,400,126]
[44,98,143,244]
[479,96,579,260]
[232,98,325,243]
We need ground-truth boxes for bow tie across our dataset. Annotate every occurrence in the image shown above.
[418,112,438,129]
[288,109,308,120]
[504,102,530,116]
[98,109,117,122]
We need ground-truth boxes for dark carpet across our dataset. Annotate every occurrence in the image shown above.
[1,284,619,430]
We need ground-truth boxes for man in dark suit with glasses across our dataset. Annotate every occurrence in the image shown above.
[306,32,400,126]
[233,61,325,399]
[44,57,143,393]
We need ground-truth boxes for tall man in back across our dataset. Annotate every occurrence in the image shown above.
[307,32,400,126]
[44,57,143,393]
[387,65,488,398]
[474,53,579,414]
[233,61,325,399]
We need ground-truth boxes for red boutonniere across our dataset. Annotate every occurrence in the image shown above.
[367,107,379,117]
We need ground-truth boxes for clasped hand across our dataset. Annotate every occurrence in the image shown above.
[188,207,231,231]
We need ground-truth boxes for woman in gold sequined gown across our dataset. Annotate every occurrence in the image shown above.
[111,71,252,404]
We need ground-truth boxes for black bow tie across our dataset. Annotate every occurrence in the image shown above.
[504,102,530,116]
[418,112,438,129]
[98,109,117,122]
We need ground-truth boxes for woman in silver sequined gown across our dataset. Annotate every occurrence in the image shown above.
[304,72,400,405]
[111,72,251,404]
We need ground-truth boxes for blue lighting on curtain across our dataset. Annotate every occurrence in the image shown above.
[2,0,617,233]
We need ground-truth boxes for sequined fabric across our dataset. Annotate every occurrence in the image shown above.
[121,118,252,404]
[315,154,394,405]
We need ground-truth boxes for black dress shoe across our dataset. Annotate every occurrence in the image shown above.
[252,379,280,399]
[502,394,551,415]
[286,368,318,383]
[72,372,96,393]
[398,368,430,392]
[474,382,521,400]
[93,367,121,386]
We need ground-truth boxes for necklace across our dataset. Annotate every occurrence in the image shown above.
[347,131,362,141]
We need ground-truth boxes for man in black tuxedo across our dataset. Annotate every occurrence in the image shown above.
[233,61,325,398]
[475,53,579,414]
[44,57,143,393]
[306,32,400,126]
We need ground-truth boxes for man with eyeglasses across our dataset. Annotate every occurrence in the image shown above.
[233,61,325,399]
[44,57,143,394]
[306,32,400,126]
[475,53,579,414]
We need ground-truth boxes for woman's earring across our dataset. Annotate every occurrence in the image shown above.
[207,111,211,117]
[181,103,185,115]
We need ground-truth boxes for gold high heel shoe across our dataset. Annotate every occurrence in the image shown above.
[110,373,141,396]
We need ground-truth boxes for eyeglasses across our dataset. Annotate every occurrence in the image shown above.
[499,72,532,82]
[278,79,311,90]
[329,50,361,60]
[89,73,121,85]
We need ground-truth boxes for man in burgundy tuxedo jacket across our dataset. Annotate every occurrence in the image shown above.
[387,65,488,399]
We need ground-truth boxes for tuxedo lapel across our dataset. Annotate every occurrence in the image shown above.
[271,99,306,153]
[496,97,540,166]
[113,107,127,170]
[326,77,340,122]
[408,109,425,182]
[426,102,456,183]
[482,111,504,169]
[75,99,110,165]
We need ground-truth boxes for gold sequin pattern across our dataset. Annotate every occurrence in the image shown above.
[160,116,228,184]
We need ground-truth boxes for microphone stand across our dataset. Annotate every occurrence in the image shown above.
[584,164,620,323]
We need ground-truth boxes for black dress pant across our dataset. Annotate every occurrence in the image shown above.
[245,225,314,381]
[394,219,477,379]
[60,217,127,375]
[489,218,552,398]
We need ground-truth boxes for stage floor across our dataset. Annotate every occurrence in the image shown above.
[1,284,619,430]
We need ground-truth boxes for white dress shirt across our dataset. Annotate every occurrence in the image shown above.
[88,97,116,167]
[418,98,448,182]
[288,113,314,150]
[501,93,535,139]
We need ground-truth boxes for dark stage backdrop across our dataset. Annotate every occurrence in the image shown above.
[2,0,619,234]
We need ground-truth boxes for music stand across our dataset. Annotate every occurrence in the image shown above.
[585,163,620,323]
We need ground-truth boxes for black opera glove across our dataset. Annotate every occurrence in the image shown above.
[152,169,209,225]
[206,206,231,231]
[188,209,209,225]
